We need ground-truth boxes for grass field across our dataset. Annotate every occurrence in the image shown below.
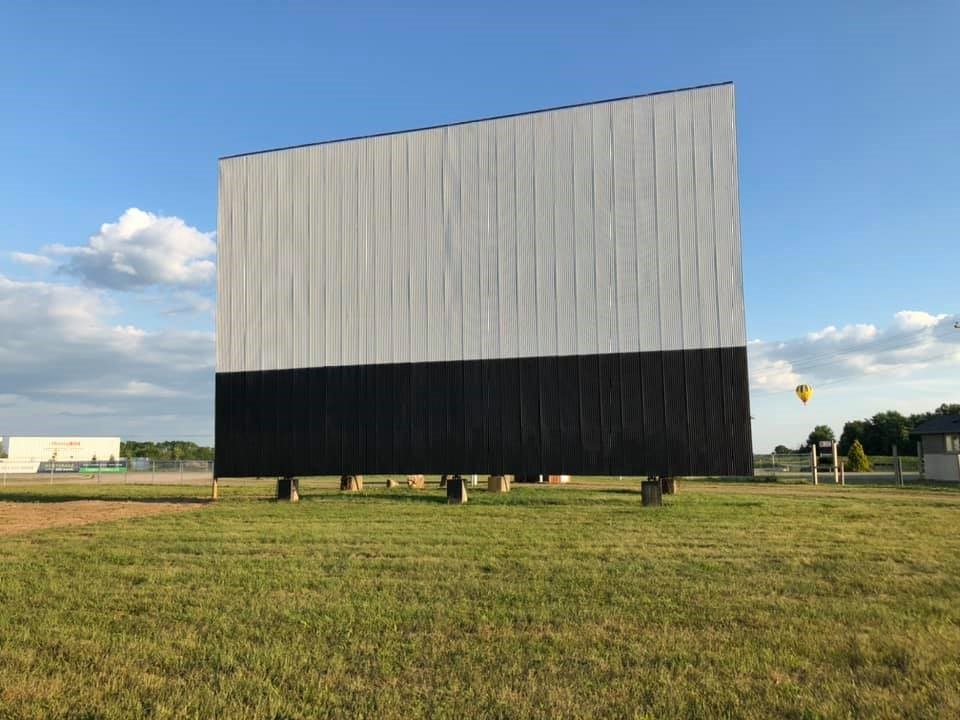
[1,479,959,719]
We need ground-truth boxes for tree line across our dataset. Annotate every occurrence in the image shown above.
[120,440,214,461]
[773,403,960,456]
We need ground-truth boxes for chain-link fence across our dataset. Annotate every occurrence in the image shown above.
[0,458,214,486]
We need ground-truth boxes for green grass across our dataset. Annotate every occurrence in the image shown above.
[2,480,959,719]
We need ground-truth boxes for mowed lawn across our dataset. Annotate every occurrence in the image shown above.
[1,480,959,719]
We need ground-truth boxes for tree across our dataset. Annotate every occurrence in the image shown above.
[839,420,868,455]
[804,425,835,451]
[846,439,871,472]
[863,411,911,456]
[935,403,960,416]
[119,440,214,461]
[773,445,792,454]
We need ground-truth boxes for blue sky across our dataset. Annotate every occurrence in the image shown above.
[1,0,957,451]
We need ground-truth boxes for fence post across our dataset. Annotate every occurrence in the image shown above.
[810,446,818,485]
[832,441,839,484]
[179,461,183,483]
[152,460,155,483]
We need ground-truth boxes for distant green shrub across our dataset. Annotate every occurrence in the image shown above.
[847,440,871,472]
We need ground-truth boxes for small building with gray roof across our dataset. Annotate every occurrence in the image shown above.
[914,415,960,482]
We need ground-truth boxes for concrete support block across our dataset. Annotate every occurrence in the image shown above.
[641,479,662,507]
[340,475,363,492]
[660,477,677,495]
[386,478,398,488]
[277,477,300,502]
[211,478,220,500]
[488,475,511,493]
[406,474,425,489]
[446,475,468,504]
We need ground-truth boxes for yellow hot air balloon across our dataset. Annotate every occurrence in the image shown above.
[795,384,813,405]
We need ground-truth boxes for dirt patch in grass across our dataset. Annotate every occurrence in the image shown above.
[0,500,204,536]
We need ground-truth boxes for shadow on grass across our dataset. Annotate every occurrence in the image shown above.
[333,490,450,505]
[0,492,209,505]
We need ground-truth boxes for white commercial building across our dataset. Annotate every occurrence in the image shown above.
[1,436,121,462]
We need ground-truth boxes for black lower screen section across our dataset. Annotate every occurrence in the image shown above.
[215,347,753,478]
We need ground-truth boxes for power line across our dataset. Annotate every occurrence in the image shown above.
[752,348,960,396]
[750,321,958,380]
[750,321,956,376]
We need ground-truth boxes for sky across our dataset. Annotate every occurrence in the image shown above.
[1,0,957,452]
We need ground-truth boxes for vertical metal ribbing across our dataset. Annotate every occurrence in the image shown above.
[611,102,638,352]
[219,84,744,374]
[591,102,616,355]
[515,118,537,359]
[692,89,720,351]
[259,154,275,370]
[460,124,481,361]
[675,91,701,352]
[727,86,747,348]
[323,145,339,368]
[551,110,575,357]
[357,140,374,367]
[371,137,390,365]
[653,94,681,353]
[495,118,518,361]
[390,134,407,364]
[407,132,428,364]
[572,106,596,358]
[215,162,225,371]
[533,113,556,359]
[441,128,462,363]
[424,129,444,363]
[711,84,740,349]
[478,121,498,361]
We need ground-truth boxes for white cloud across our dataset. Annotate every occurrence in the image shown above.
[750,311,960,394]
[748,357,800,392]
[35,381,185,399]
[749,311,960,453]
[46,208,215,290]
[163,290,215,316]
[805,323,878,343]
[0,274,213,440]
[10,251,54,268]
[892,310,947,331]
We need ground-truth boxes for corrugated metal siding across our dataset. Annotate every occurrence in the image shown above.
[217,83,746,374]
[215,347,753,477]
